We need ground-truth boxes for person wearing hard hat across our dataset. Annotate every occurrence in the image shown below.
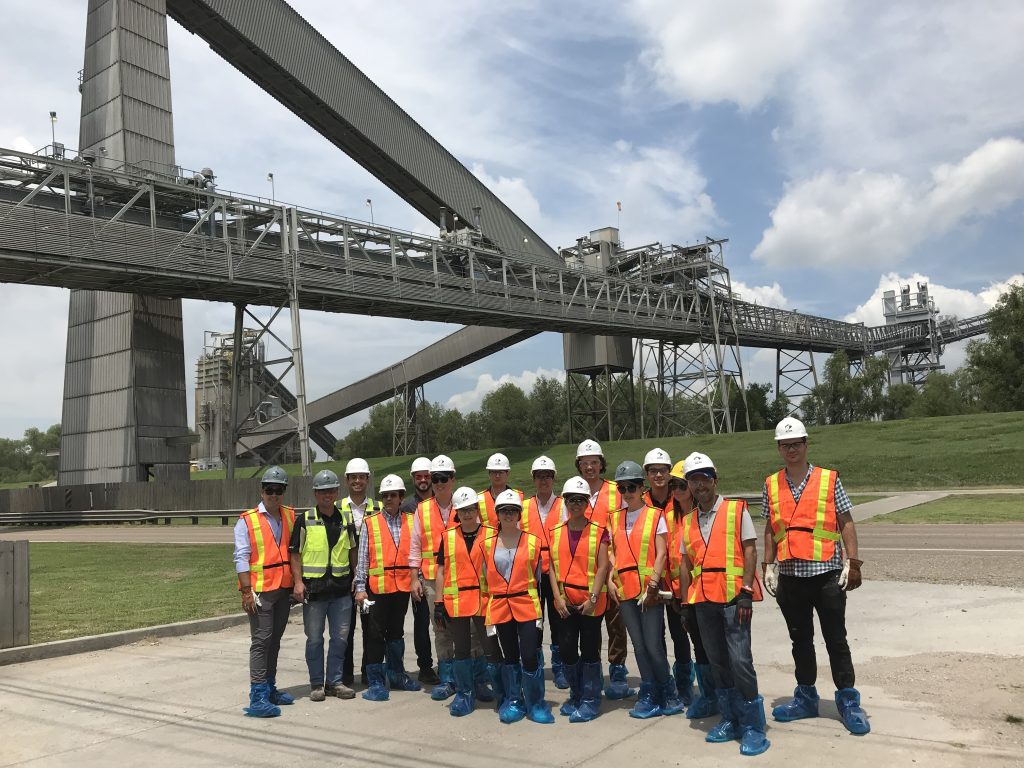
[678,452,770,757]
[353,474,421,701]
[477,452,524,528]
[232,465,296,717]
[762,416,869,735]
[400,456,440,686]
[523,455,569,689]
[287,469,358,702]
[548,475,613,723]
[480,489,554,724]
[611,460,686,719]
[575,439,636,701]
[408,454,464,700]
[433,486,497,716]
[666,459,715,719]
[341,457,382,687]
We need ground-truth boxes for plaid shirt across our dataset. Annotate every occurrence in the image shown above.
[761,464,852,577]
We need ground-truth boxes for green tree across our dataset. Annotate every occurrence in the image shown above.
[767,392,791,426]
[525,376,567,445]
[480,383,531,446]
[881,383,919,420]
[741,382,773,432]
[908,372,971,417]
[965,283,1024,412]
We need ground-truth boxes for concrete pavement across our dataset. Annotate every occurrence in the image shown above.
[0,579,1021,767]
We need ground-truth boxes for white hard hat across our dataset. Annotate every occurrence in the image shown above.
[452,486,480,509]
[378,474,406,493]
[494,489,523,510]
[643,447,672,469]
[345,458,370,476]
[561,476,590,497]
[410,457,431,474]
[682,452,717,479]
[576,439,603,458]
[775,416,808,441]
[486,453,511,471]
[531,455,556,474]
[430,454,455,473]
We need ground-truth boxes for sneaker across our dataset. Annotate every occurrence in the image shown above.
[310,686,326,702]
[418,668,441,685]
[325,683,356,700]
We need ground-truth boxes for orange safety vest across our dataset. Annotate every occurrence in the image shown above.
[441,525,494,617]
[240,506,295,592]
[364,511,415,594]
[665,508,686,599]
[765,467,842,562]
[416,498,458,580]
[477,487,524,528]
[483,531,543,624]
[550,520,608,615]
[522,495,560,573]
[680,499,763,605]
[586,480,619,529]
[611,505,663,601]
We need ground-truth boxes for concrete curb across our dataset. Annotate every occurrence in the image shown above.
[0,611,252,667]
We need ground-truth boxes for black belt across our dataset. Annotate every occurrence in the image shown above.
[457,585,480,592]
[701,567,726,573]
[563,581,590,591]
[788,526,814,533]
[258,562,284,570]
[617,566,638,574]
[381,565,403,571]
[493,591,529,599]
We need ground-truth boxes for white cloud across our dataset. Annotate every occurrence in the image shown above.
[752,138,1024,269]
[470,163,545,240]
[446,367,563,413]
[730,280,789,308]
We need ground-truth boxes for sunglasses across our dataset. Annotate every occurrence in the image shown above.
[496,506,521,515]
[779,441,806,451]
[667,481,686,491]
[262,486,285,496]
[616,483,642,494]
[380,491,402,500]
[431,473,453,484]
[564,495,589,505]
[533,472,556,480]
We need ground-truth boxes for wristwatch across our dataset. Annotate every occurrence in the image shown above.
[740,585,754,594]
[588,593,598,605]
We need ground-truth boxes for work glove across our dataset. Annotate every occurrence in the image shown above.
[838,558,863,591]
[433,601,449,630]
[762,561,779,597]
[736,591,753,624]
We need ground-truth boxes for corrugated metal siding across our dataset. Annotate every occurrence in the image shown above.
[563,333,634,372]
[63,351,133,397]
[121,63,173,111]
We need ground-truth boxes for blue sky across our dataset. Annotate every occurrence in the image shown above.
[1,1,1022,448]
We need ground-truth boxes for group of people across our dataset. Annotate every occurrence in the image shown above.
[232,415,870,756]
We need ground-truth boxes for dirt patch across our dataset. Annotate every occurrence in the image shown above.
[860,652,1024,750]
[868,551,1023,589]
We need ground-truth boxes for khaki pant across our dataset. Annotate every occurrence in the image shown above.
[422,578,486,661]
[604,602,629,665]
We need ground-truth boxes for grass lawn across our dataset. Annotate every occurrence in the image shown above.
[866,494,1024,524]
[192,411,1024,493]
[29,543,239,644]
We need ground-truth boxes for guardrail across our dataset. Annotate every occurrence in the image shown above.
[0,510,240,527]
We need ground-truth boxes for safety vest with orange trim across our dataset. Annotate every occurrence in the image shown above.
[550,519,608,615]
[680,499,763,605]
[521,495,560,573]
[240,506,295,592]
[416,497,458,580]
[664,507,687,599]
[364,511,415,594]
[611,505,663,601]
[477,487,524,528]
[440,525,494,617]
[585,479,619,529]
[764,467,842,562]
[482,531,543,624]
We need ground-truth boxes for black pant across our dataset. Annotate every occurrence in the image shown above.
[247,587,290,683]
[776,571,855,689]
[362,590,410,665]
[558,612,603,664]
[449,615,493,660]
[539,576,563,648]
[411,592,433,670]
[344,596,366,681]
[665,603,708,665]
[490,620,541,672]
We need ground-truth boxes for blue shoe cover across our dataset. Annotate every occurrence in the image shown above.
[835,688,870,734]
[551,645,569,689]
[604,662,636,699]
[361,663,390,702]
[559,662,580,716]
[660,676,686,716]
[449,658,476,717]
[244,682,281,718]
[569,661,603,722]
[498,664,527,724]
[266,677,294,705]
[628,681,662,719]
[431,659,456,700]
[706,687,738,742]
[473,655,495,702]
[672,659,694,706]
[772,684,820,721]
[522,666,555,724]
[385,639,421,691]
[738,695,771,756]
[687,663,719,719]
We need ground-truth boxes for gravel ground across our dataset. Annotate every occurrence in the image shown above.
[865,551,1023,589]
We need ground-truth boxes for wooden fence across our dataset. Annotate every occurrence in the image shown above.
[0,541,29,649]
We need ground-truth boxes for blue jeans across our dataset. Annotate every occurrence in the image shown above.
[619,598,670,685]
[303,594,352,687]
[695,602,759,701]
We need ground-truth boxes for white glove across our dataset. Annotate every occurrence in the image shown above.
[838,560,851,590]
[763,562,779,596]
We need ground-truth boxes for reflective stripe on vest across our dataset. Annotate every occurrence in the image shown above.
[300,505,353,578]
[418,498,455,581]
[550,520,607,615]
[442,526,490,617]
[365,511,414,594]
[586,481,618,529]
[241,506,295,592]
[521,497,553,572]
[681,500,762,605]
[483,532,542,624]
[478,487,524,528]
[613,506,660,601]
[766,467,841,562]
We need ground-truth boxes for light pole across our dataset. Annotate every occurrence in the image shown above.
[365,198,374,225]
[49,111,57,151]
[266,172,275,203]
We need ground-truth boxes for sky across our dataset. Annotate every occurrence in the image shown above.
[1,0,1022,449]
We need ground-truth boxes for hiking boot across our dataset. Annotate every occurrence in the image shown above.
[310,686,326,702]
[418,667,441,685]
[325,683,356,700]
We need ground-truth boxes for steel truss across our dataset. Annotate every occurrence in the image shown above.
[775,348,818,415]
[392,383,425,457]
[567,369,636,444]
